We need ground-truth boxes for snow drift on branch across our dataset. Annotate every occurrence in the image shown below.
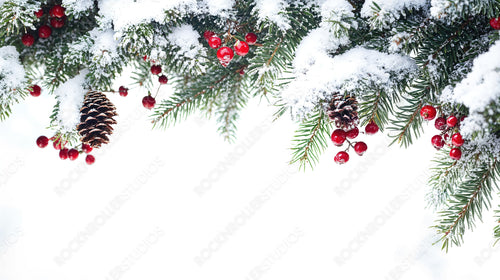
[98,0,235,31]
[283,35,417,119]
[55,71,88,132]
[167,24,203,59]
[449,40,500,114]
[0,46,26,95]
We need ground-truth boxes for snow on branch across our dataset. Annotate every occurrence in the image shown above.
[54,71,87,132]
[0,46,26,94]
[283,39,417,119]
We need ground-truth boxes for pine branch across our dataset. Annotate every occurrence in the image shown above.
[290,109,333,170]
[434,160,499,251]
[358,87,397,128]
[427,150,461,210]
[130,59,154,91]
[215,77,247,142]
[388,93,424,147]
[494,204,500,245]
[151,71,231,127]
[0,1,38,37]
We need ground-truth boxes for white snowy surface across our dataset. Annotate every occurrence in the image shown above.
[449,40,500,113]
[430,0,486,20]
[0,46,26,94]
[283,43,416,118]
[89,28,119,66]
[62,0,94,13]
[362,0,428,18]
[254,0,290,30]
[97,0,235,31]
[319,0,354,19]
[167,25,203,59]
[0,68,499,280]
[54,71,87,132]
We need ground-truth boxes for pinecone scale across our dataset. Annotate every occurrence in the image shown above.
[77,91,117,148]
[326,93,359,130]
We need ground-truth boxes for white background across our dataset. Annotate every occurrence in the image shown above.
[0,74,499,280]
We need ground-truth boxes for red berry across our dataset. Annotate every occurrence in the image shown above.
[444,133,449,140]
[216,46,234,67]
[38,25,52,38]
[331,129,347,146]
[150,65,162,75]
[143,55,148,61]
[450,148,462,160]
[446,115,458,127]
[208,36,221,49]
[334,151,349,164]
[82,143,93,154]
[34,8,44,18]
[50,17,64,28]
[158,75,168,84]
[118,86,128,97]
[354,142,368,156]
[365,121,379,135]
[431,135,444,149]
[460,115,466,122]
[420,105,437,121]
[490,17,500,30]
[49,5,65,18]
[203,30,215,41]
[59,148,68,160]
[68,148,79,161]
[22,34,35,46]
[451,133,464,147]
[53,140,63,150]
[346,127,359,139]
[434,117,446,130]
[36,136,49,148]
[29,85,41,97]
[239,69,245,75]
[245,32,257,45]
[142,95,156,109]
[85,154,95,165]
[234,40,249,56]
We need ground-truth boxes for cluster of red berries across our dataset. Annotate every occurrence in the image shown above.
[116,63,168,109]
[331,121,379,164]
[420,105,465,160]
[203,30,257,67]
[490,17,500,30]
[36,135,95,165]
[21,4,66,47]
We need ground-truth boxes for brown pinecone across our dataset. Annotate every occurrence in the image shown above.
[326,92,359,129]
[76,91,117,148]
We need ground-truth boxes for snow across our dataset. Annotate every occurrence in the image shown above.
[62,0,94,14]
[97,0,235,31]
[89,28,119,66]
[283,41,417,118]
[203,0,235,16]
[254,0,290,30]
[319,0,354,19]
[448,40,500,113]
[361,0,428,17]
[167,25,203,59]
[54,71,88,132]
[0,46,26,94]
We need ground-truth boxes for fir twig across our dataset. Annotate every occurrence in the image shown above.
[434,160,499,251]
[290,109,333,170]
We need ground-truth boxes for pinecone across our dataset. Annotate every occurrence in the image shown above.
[76,91,117,148]
[326,93,359,129]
